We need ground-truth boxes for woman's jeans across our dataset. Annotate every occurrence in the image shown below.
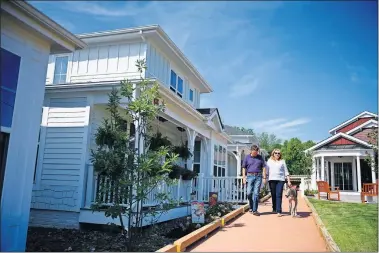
[247,174,262,212]
[269,180,285,213]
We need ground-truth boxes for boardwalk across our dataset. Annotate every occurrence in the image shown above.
[188,196,329,252]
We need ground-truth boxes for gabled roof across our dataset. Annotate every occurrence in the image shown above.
[328,111,378,134]
[346,119,378,135]
[76,25,212,93]
[197,108,224,130]
[305,132,372,152]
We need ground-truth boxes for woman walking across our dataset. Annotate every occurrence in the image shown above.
[266,149,291,217]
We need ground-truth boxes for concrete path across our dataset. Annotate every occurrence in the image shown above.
[188,196,329,252]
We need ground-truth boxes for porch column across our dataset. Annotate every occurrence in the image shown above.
[236,151,241,177]
[321,156,325,181]
[356,155,362,192]
[352,157,357,191]
[311,157,316,189]
[370,154,376,183]
[331,162,335,188]
[186,128,197,171]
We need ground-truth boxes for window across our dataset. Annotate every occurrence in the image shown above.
[53,56,69,84]
[0,132,10,201]
[1,48,21,128]
[169,70,184,98]
[170,70,177,91]
[213,145,227,177]
[193,141,201,173]
[177,77,183,97]
[189,89,194,102]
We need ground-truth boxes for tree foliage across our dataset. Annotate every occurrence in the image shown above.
[90,59,178,250]
[281,138,315,176]
[257,132,282,153]
[365,128,378,173]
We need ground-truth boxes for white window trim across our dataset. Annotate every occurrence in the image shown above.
[52,53,71,85]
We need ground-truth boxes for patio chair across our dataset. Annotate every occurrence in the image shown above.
[361,183,378,203]
[316,181,340,201]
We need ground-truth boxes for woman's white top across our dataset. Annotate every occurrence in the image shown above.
[266,159,289,181]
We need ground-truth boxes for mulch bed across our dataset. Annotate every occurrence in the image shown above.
[26,217,190,252]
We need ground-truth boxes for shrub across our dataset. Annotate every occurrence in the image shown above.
[205,202,234,223]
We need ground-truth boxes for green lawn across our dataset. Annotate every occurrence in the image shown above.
[309,198,378,252]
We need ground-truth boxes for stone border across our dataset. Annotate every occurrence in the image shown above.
[303,196,341,252]
[156,194,271,252]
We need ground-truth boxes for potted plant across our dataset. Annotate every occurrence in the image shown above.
[172,143,192,160]
[149,132,172,151]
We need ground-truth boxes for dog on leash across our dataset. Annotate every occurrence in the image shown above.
[285,185,300,218]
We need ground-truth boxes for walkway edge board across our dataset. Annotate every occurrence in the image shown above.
[303,196,341,252]
[156,195,270,252]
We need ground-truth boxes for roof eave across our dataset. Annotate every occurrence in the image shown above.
[8,1,86,50]
[155,26,213,93]
[328,111,378,134]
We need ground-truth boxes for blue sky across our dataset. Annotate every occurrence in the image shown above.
[31,1,378,142]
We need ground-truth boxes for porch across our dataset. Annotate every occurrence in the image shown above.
[311,149,377,202]
[81,164,250,226]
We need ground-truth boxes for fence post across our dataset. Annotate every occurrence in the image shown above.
[177,176,182,206]
[198,173,204,202]
[300,177,305,197]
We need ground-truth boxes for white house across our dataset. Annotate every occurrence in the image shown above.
[306,111,378,198]
[29,25,239,230]
[0,1,85,251]
[224,125,261,177]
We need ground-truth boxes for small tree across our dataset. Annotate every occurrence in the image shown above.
[365,128,378,174]
[91,59,178,250]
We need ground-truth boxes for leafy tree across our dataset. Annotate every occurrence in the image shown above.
[91,59,178,250]
[365,128,378,174]
[281,138,313,176]
[257,132,282,152]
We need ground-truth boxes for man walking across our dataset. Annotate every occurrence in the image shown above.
[242,145,268,216]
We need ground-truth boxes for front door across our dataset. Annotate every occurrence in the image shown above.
[334,162,353,191]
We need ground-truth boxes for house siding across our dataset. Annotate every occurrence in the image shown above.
[46,42,147,84]
[32,97,90,212]
[337,117,375,133]
[352,127,377,143]
[29,209,79,229]
[330,137,355,145]
[145,43,170,86]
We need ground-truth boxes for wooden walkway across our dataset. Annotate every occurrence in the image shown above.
[188,196,329,252]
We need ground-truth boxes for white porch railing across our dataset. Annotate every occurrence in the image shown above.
[83,165,250,209]
[192,175,248,203]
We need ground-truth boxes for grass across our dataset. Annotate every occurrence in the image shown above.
[309,198,378,252]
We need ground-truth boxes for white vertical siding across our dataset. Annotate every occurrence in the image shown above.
[145,43,170,86]
[32,97,90,212]
[46,42,147,84]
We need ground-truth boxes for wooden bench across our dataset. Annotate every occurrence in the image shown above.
[361,183,378,203]
[316,181,340,201]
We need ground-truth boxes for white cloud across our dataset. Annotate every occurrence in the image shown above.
[248,117,311,140]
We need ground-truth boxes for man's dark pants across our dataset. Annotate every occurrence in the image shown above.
[269,180,285,213]
[247,173,262,212]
